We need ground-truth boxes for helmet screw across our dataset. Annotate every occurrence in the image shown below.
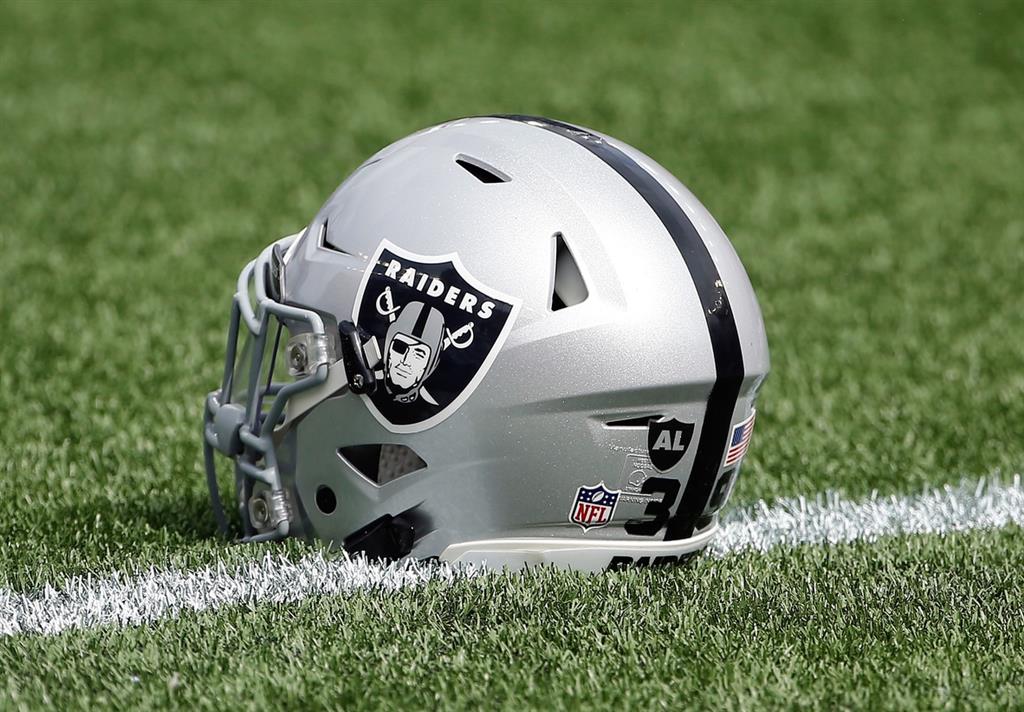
[249,494,270,528]
[352,373,364,389]
[289,343,308,372]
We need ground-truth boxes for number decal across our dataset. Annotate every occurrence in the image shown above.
[624,477,680,536]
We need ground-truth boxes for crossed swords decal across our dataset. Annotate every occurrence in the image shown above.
[375,286,475,350]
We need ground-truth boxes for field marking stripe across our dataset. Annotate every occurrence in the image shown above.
[1,476,1020,637]
[712,474,1023,555]
[0,554,466,638]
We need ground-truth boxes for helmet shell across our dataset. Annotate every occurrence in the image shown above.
[271,116,768,568]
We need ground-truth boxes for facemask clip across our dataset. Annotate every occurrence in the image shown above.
[339,320,377,395]
[286,332,333,377]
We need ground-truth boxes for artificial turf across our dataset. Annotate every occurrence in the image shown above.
[0,0,1022,708]
[3,531,1023,709]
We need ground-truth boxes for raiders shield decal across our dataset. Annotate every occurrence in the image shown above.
[353,240,522,433]
[647,417,694,472]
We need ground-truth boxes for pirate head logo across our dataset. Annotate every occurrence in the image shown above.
[383,302,445,403]
[354,240,521,433]
[647,417,694,472]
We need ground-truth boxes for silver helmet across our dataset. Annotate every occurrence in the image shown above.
[202,116,769,572]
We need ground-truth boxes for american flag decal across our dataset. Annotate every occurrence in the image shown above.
[723,410,756,467]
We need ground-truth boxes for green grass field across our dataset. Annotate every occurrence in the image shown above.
[1,0,1023,708]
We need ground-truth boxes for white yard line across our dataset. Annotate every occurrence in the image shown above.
[713,474,1023,554]
[1,476,1021,637]
[0,553,465,637]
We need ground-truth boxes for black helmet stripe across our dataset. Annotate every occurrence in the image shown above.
[491,115,746,541]
[412,302,430,339]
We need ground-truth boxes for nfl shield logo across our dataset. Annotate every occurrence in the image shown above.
[569,482,621,532]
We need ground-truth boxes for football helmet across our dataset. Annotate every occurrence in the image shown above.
[202,116,769,571]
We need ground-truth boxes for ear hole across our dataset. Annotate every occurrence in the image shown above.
[550,233,589,310]
[605,414,662,428]
[338,444,427,485]
[455,155,510,183]
[316,485,337,514]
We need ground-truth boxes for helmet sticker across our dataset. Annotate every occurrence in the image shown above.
[646,417,695,472]
[569,483,622,532]
[618,452,658,504]
[353,240,522,433]
[723,410,756,467]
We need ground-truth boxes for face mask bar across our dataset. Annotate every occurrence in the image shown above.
[203,233,332,543]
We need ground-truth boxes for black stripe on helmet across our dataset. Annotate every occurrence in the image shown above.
[491,115,745,541]
[411,302,430,338]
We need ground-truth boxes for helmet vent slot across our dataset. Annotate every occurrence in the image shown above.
[605,414,661,428]
[455,155,510,184]
[337,444,427,485]
[319,217,353,256]
[550,233,589,310]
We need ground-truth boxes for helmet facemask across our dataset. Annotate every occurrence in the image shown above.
[203,231,337,542]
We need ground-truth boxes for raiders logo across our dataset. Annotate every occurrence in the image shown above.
[646,417,694,472]
[352,240,522,433]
